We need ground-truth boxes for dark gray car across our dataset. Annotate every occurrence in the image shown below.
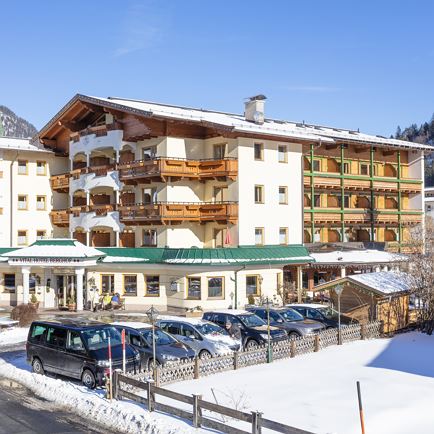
[247,307,325,338]
[112,322,195,370]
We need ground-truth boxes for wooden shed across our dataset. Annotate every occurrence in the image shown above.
[315,271,411,333]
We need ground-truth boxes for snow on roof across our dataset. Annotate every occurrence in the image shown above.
[85,95,433,151]
[165,256,312,265]
[101,256,147,263]
[348,271,411,294]
[111,321,151,330]
[2,239,105,259]
[286,303,328,309]
[310,249,406,265]
[0,136,52,153]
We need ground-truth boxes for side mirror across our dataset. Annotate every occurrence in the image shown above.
[277,318,284,323]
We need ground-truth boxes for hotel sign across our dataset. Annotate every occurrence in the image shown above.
[9,257,83,265]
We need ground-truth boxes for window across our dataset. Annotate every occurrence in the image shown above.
[314,194,321,207]
[123,275,137,296]
[337,162,350,174]
[360,163,369,176]
[30,324,47,343]
[101,274,115,293]
[145,275,160,296]
[246,275,260,296]
[143,187,157,204]
[67,331,85,351]
[255,227,264,245]
[3,274,15,293]
[279,227,288,245]
[18,160,28,175]
[36,195,46,210]
[254,143,264,160]
[312,159,321,171]
[254,185,264,204]
[29,274,37,294]
[36,230,46,240]
[187,277,201,300]
[279,186,288,204]
[338,195,350,208]
[213,144,226,159]
[278,145,287,163]
[371,164,377,176]
[46,327,67,348]
[143,229,157,246]
[208,277,224,298]
[143,146,156,160]
[36,161,46,176]
[18,195,27,210]
[17,230,27,246]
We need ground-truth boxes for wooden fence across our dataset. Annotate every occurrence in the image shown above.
[113,372,314,434]
[126,321,382,387]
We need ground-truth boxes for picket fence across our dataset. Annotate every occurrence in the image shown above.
[125,321,382,387]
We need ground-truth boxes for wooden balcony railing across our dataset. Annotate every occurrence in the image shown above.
[50,209,69,227]
[70,122,123,142]
[50,173,70,193]
[119,201,238,225]
[118,158,238,184]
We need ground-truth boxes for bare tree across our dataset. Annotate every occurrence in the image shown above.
[276,280,297,305]
[406,216,434,334]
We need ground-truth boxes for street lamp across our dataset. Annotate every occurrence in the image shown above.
[264,297,273,363]
[334,284,344,345]
[146,306,159,372]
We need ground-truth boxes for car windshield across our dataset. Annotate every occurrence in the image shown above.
[195,322,227,336]
[81,327,122,351]
[318,307,339,320]
[279,308,304,322]
[238,314,266,327]
[140,328,177,346]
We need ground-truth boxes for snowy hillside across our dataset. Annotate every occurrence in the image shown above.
[0,105,37,138]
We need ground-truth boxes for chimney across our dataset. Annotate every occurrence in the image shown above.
[244,94,266,124]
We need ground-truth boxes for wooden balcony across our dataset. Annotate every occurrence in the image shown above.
[119,202,238,225]
[70,204,116,217]
[118,158,238,184]
[400,181,423,193]
[50,173,70,193]
[50,209,69,227]
[70,122,123,142]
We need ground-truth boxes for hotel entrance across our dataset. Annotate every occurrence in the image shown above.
[56,274,77,309]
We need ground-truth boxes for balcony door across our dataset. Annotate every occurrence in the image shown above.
[213,144,226,159]
[143,188,157,204]
[213,186,227,202]
[214,228,227,248]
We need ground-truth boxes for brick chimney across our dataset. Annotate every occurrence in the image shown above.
[244,94,266,124]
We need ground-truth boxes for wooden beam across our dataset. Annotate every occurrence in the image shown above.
[325,144,339,150]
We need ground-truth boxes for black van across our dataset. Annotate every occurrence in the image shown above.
[203,310,287,350]
[27,319,140,388]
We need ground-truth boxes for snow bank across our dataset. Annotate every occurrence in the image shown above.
[0,359,196,434]
[0,327,29,346]
[167,332,434,434]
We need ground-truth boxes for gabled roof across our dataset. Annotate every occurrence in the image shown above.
[38,93,434,152]
[0,136,52,153]
[315,271,411,296]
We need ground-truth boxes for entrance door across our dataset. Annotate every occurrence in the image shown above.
[56,275,77,309]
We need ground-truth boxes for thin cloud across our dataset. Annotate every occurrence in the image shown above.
[113,2,167,57]
[282,85,341,93]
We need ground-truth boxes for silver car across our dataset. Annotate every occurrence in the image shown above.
[157,316,241,359]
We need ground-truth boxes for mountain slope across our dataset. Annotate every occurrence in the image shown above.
[0,105,37,138]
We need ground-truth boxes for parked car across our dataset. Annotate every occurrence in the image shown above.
[112,321,195,369]
[26,319,140,388]
[286,303,357,328]
[156,316,241,359]
[202,309,287,350]
[246,307,325,338]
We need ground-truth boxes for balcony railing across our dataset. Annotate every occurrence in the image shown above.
[70,122,123,142]
[118,201,238,225]
[51,174,70,193]
[50,209,69,226]
[118,158,238,184]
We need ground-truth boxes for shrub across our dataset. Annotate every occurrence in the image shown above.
[30,294,38,304]
[11,304,38,327]
[247,294,255,306]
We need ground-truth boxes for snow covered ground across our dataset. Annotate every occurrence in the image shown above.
[167,332,434,434]
[0,326,29,346]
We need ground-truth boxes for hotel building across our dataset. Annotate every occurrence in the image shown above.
[0,94,430,311]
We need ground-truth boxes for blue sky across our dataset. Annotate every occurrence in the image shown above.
[1,0,434,136]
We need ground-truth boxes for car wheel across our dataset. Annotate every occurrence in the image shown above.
[288,332,301,340]
[245,340,259,351]
[199,350,212,360]
[32,358,44,375]
[147,359,161,370]
[82,369,96,389]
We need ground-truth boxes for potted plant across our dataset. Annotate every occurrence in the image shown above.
[29,294,39,310]
[67,297,76,311]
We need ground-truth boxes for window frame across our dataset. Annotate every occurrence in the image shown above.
[187,276,201,300]
[145,275,160,297]
[254,185,264,204]
[17,160,28,175]
[36,230,46,240]
[207,276,224,299]
[3,273,16,293]
[278,145,288,163]
[18,194,28,211]
[213,143,226,159]
[360,163,369,176]
[36,161,47,176]
[143,228,157,247]
[279,227,289,245]
[123,274,138,296]
[254,143,264,161]
[100,274,115,294]
[279,186,288,204]
[17,230,28,246]
[246,275,260,296]
[36,195,47,211]
[312,159,321,172]
[255,227,264,246]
